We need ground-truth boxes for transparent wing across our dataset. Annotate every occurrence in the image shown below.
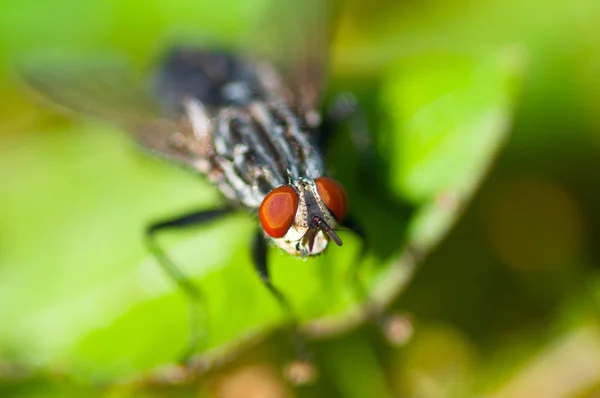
[21,57,213,170]
[251,0,343,113]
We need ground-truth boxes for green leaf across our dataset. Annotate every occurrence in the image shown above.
[0,48,522,382]
[384,49,523,252]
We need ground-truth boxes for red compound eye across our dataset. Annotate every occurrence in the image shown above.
[315,177,348,221]
[259,185,299,238]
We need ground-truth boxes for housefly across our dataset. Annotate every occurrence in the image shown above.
[22,0,368,380]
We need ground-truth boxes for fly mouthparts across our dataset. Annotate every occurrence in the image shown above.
[311,216,343,247]
[326,228,343,247]
[303,226,318,253]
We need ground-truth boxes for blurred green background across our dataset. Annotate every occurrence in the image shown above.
[1,0,600,397]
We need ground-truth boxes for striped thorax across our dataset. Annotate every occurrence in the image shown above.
[184,95,347,256]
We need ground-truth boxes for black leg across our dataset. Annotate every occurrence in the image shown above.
[321,93,381,193]
[326,97,415,346]
[321,93,373,156]
[341,215,368,299]
[342,216,414,346]
[342,215,385,325]
[145,207,234,362]
[343,214,368,262]
[252,230,308,361]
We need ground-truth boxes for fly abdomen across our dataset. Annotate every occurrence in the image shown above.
[154,47,269,114]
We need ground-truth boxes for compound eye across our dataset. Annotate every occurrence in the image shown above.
[259,185,299,238]
[315,177,348,221]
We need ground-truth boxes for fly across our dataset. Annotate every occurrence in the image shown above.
[141,46,360,276]
[154,49,349,256]
[21,1,370,381]
[145,48,367,371]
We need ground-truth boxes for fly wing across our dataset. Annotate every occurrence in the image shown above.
[21,57,213,171]
[252,0,343,114]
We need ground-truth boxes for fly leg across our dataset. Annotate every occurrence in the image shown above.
[322,94,378,312]
[252,230,313,383]
[320,93,374,164]
[342,215,413,346]
[145,207,234,363]
[320,93,383,195]
[326,95,414,345]
[340,215,375,317]
[251,231,304,352]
